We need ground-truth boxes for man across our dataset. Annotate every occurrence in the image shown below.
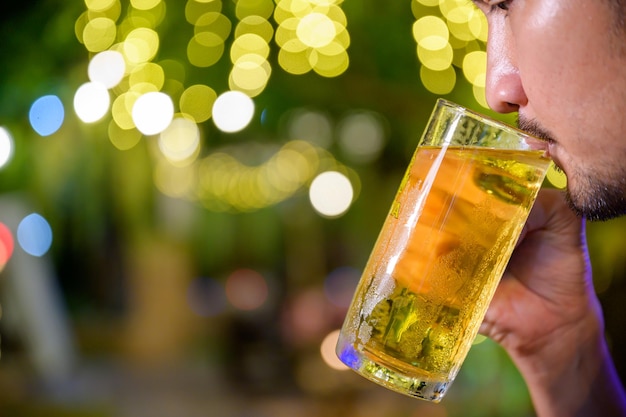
[470,0,626,416]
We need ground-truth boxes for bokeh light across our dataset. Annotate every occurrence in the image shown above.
[132,91,174,135]
[88,50,126,89]
[29,95,65,137]
[187,277,228,317]
[0,222,14,272]
[282,289,331,346]
[196,140,328,212]
[0,127,14,169]
[212,90,255,133]
[158,116,201,164]
[124,27,160,64]
[320,330,349,371]
[17,213,53,257]
[225,268,269,311]
[337,111,386,164]
[285,108,333,148]
[323,266,359,309]
[74,82,111,123]
[412,0,489,106]
[179,84,217,123]
[309,171,354,218]
[274,0,350,77]
[83,17,117,52]
[546,162,567,190]
[108,120,143,151]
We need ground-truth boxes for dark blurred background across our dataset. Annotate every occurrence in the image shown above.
[0,1,624,416]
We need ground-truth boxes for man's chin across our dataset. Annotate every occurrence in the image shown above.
[564,188,626,222]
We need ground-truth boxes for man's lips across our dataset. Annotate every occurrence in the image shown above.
[547,140,565,171]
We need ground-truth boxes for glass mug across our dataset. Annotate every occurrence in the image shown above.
[336,99,551,402]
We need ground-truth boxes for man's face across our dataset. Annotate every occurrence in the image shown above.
[473,0,626,220]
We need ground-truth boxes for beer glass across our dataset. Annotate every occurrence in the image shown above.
[336,99,551,402]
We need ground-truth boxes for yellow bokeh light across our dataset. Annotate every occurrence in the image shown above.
[83,17,117,52]
[195,140,325,212]
[235,16,275,43]
[195,12,232,41]
[418,42,453,71]
[185,0,223,25]
[413,16,448,47]
[235,0,275,20]
[439,0,468,18]
[112,91,141,130]
[462,50,487,85]
[468,9,488,42]
[85,0,118,12]
[546,163,567,189]
[88,3,121,23]
[154,160,196,198]
[158,116,201,164]
[108,119,142,151]
[281,0,313,19]
[310,47,349,78]
[416,0,439,7]
[472,83,488,108]
[297,13,336,48]
[129,62,165,91]
[446,6,478,42]
[275,18,299,47]
[131,0,161,11]
[124,27,160,64]
[324,4,347,26]
[128,81,159,95]
[278,47,312,75]
[127,2,166,28]
[450,39,479,67]
[230,55,271,97]
[75,12,89,44]
[420,65,456,95]
[187,32,225,67]
[179,84,217,123]
[230,33,270,62]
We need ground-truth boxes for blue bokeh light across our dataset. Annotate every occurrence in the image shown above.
[29,95,65,137]
[17,213,53,257]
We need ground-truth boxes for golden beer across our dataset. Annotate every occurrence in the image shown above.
[336,145,550,401]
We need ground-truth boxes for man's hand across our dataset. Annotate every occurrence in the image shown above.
[480,189,626,417]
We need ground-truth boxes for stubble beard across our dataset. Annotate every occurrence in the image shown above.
[518,116,626,222]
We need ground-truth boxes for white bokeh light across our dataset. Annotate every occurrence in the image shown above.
[338,112,386,163]
[88,50,126,89]
[309,171,354,218]
[74,82,111,123]
[0,127,14,169]
[212,91,255,133]
[132,92,174,135]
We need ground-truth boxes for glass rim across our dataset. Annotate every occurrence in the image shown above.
[435,98,546,143]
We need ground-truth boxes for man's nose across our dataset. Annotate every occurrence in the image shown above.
[484,20,528,114]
